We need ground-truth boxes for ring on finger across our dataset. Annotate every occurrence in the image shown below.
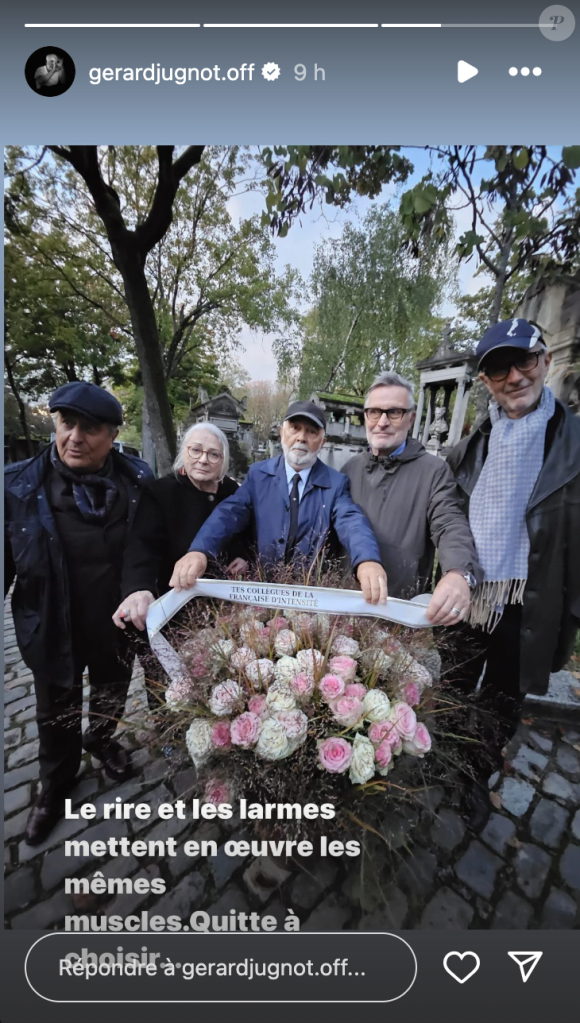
[451,607,461,616]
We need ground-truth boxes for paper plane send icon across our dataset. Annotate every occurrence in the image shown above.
[508,952,543,983]
[458,60,478,83]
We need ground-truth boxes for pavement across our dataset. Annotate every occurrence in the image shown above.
[4,597,580,931]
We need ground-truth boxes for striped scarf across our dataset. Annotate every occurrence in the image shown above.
[468,386,555,630]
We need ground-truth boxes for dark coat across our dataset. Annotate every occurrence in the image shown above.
[189,454,382,570]
[4,445,153,686]
[343,441,482,598]
[446,400,580,695]
[121,471,248,598]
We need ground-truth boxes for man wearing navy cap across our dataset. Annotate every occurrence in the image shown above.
[447,319,580,808]
[4,382,153,844]
[169,400,388,602]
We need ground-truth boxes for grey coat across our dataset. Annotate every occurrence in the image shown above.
[343,440,482,598]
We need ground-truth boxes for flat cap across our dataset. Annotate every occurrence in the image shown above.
[284,400,326,430]
[49,381,123,425]
[476,318,545,368]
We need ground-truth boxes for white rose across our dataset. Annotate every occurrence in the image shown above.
[210,638,236,661]
[274,629,298,657]
[274,655,301,684]
[208,679,241,716]
[296,648,324,679]
[165,679,195,712]
[230,646,258,671]
[245,658,276,688]
[240,619,265,643]
[361,648,393,675]
[255,718,291,760]
[362,688,391,722]
[331,634,361,658]
[404,657,434,693]
[266,681,297,713]
[185,718,214,767]
[349,733,376,784]
[275,709,309,746]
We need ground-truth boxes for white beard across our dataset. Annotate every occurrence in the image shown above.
[282,441,319,470]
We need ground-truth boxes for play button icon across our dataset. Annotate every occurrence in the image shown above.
[458,60,479,83]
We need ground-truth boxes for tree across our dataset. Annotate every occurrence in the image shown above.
[259,145,580,329]
[245,380,294,444]
[278,204,454,396]
[6,146,299,471]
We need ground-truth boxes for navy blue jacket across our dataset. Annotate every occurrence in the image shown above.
[189,454,381,570]
[4,444,153,685]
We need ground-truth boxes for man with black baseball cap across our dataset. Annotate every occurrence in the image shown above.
[169,399,387,602]
[4,381,153,844]
[446,318,580,820]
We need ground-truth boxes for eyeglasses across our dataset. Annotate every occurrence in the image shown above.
[186,444,223,464]
[482,350,543,382]
[364,407,413,424]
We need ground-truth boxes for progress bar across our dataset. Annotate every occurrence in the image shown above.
[25,22,554,29]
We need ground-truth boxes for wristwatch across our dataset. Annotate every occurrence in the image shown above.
[463,571,478,589]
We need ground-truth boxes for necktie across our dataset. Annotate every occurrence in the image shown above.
[284,473,301,563]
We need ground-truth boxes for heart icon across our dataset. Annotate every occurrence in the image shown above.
[443,951,481,984]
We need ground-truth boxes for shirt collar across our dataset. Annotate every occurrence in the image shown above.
[284,460,313,485]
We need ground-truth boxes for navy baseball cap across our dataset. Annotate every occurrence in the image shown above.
[49,381,123,425]
[476,318,546,369]
[284,400,326,430]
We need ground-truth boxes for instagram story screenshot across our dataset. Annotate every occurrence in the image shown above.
[1,1,579,1020]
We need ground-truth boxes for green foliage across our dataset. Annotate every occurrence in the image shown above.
[275,203,455,396]
[5,145,300,440]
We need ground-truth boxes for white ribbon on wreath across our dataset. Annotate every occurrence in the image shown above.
[146,578,433,685]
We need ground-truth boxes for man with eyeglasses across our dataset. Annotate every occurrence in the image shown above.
[446,318,580,799]
[343,371,482,625]
[169,400,388,604]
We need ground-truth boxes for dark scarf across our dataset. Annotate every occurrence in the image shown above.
[50,444,118,523]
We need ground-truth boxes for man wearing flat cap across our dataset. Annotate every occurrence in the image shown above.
[446,318,580,796]
[4,382,153,844]
[170,400,387,603]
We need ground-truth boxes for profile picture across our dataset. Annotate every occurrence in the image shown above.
[24,46,75,96]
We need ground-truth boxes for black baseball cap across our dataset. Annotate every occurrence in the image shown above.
[476,318,546,369]
[284,400,326,430]
[49,381,123,425]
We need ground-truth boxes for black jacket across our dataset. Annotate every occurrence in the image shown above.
[343,440,482,598]
[4,445,153,686]
[121,472,248,598]
[446,400,580,695]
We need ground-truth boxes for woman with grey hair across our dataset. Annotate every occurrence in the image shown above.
[113,422,248,632]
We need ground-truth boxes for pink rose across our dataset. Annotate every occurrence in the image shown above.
[248,694,268,717]
[230,711,262,748]
[204,777,232,807]
[345,682,367,700]
[328,656,357,683]
[318,673,346,702]
[190,653,210,678]
[331,695,364,728]
[375,738,393,769]
[331,635,360,658]
[267,616,290,631]
[318,737,353,773]
[368,719,399,748]
[288,672,315,699]
[211,720,232,748]
[401,682,421,707]
[389,701,418,741]
[403,722,432,757]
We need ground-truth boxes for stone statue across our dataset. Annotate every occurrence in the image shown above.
[428,406,449,444]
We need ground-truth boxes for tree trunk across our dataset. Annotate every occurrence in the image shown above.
[141,397,157,473]
[5,359,33,457]
[117,254,176,475]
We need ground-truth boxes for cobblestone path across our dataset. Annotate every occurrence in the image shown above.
[4,599,580,931]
